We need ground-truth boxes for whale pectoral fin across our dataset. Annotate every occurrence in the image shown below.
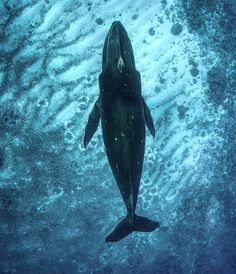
[83,97,101,149]
[142,97,155,138]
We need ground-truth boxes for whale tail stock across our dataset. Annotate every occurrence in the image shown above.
[105,214,159,242]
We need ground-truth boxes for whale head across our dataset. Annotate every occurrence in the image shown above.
[102,21,135,72]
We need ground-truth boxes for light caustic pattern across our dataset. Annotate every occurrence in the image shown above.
[0,0,230,273]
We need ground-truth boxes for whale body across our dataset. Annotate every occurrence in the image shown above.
[84,21,159,242]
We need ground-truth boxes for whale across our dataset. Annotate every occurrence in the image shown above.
[83,21,159,242]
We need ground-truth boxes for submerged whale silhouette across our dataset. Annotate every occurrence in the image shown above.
[84,21,159,242]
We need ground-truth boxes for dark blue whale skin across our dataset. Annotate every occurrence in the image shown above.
[84,21,159,242]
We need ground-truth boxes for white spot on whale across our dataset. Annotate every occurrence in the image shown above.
[118,54,125,73]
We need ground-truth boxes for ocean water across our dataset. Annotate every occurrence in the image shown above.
[0,0,235,273]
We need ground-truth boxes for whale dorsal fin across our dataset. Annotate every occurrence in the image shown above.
[83,97,101,148]
[142,97,155,138]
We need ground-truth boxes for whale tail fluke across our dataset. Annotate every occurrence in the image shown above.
[105,214,159,242]
[133,214,159,232]
[105,216,133,242]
